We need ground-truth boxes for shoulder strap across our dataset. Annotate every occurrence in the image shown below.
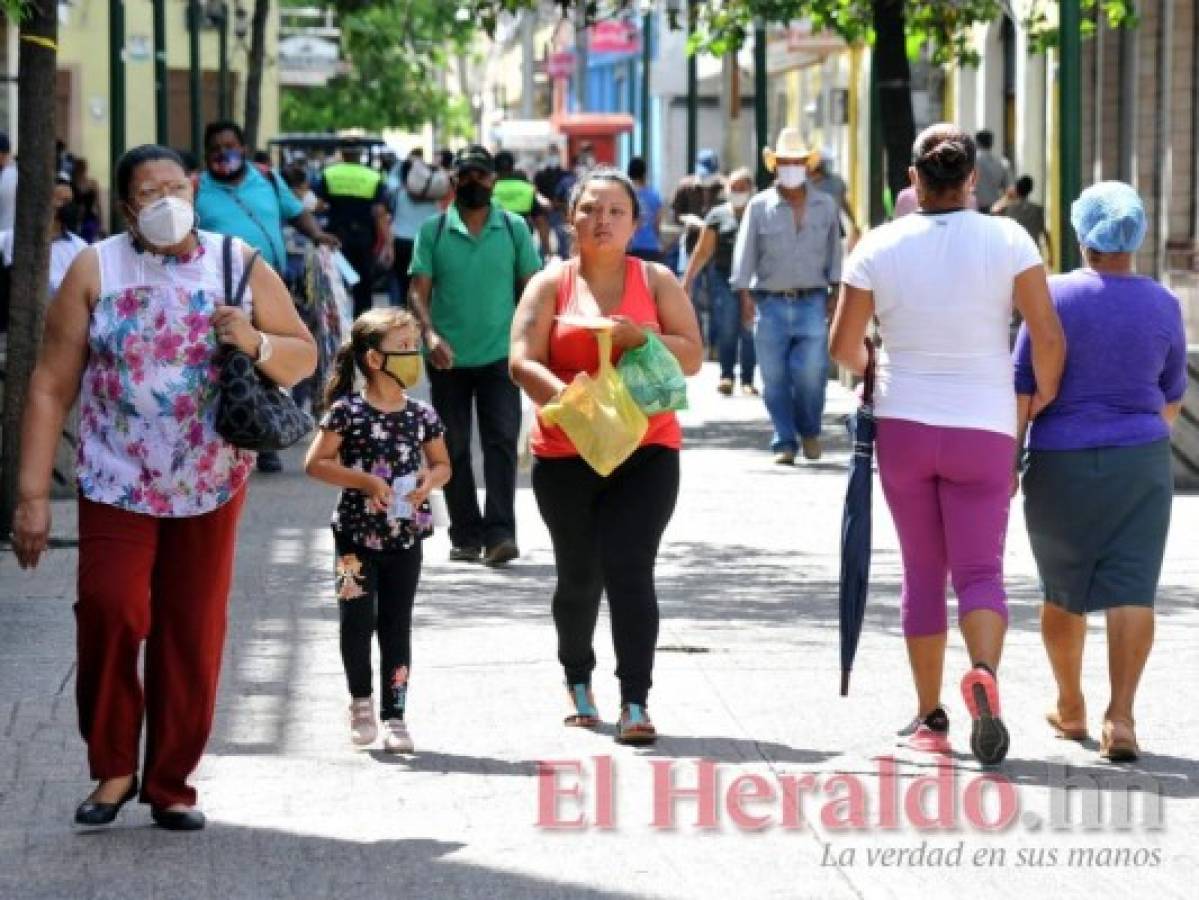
[222,235,233,302]
[502,210,517,255]
[224,178,281,258]
[223,236,261,309]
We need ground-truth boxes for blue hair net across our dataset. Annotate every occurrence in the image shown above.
[696,149,719,177]
[1071,181,1147,253]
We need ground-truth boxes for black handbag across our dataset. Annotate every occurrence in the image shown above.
[215,236,314,452]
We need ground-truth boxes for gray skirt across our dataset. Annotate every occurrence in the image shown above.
[1023,440,1172,614]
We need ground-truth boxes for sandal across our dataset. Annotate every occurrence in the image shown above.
[616,703,657,745]
[563,683,600,728]
[1100,719,1140,762]
[1046,706,1089,742]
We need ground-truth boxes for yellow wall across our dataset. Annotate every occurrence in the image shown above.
[56,0,280,211]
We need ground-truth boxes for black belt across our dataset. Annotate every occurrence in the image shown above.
[756,287,826,299]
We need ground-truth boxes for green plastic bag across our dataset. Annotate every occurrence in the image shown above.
[617,331,688,415]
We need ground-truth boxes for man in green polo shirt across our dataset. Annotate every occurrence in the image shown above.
[409,145,542,567]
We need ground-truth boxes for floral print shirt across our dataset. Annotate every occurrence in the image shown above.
[321,393,445,551]
[77,232,255,517]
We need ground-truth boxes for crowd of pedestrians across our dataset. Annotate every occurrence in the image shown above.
[4,116,1189,832]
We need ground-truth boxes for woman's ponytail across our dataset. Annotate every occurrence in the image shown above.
[324,342,357,407]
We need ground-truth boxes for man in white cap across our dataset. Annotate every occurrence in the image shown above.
[730,128,842,464]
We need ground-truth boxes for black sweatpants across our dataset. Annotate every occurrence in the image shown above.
[531,445,680,706]
[334,535,422,720]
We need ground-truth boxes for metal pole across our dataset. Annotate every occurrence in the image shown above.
[189,0,202,157]
[218,2,230,121]
[520,9,536,118]
[1117,5,1137,183]
[1059,0,1082,272]
[109,0,126,229]
[640,12,651,165]
[575,15,589,112]
[152,0,168,146]
[1153,0,1174,278]
[685,0,697,175]
[753,18,768,189]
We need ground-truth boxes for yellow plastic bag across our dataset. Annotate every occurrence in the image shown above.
[542,329,649,476]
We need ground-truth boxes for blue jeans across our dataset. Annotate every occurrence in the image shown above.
[709,270,756,385]
[753,291,829,452]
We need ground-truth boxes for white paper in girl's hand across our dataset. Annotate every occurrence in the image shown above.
[388,474,419,520]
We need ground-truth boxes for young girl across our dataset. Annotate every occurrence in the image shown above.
[304,308,450,753]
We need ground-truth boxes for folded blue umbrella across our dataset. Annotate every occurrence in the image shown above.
[839,341,876,696]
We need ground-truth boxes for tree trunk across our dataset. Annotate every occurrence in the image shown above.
[243,0,271,151]
[871,0,916,201]
[0,1,59,536]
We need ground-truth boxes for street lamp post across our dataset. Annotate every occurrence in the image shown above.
[753,18,768,189]
[152,0,168,146]
[218,2,230,120]
[109,0,126,228]
[188,0,202,157]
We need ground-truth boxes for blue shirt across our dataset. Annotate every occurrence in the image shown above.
[630,185,663,253]
[195,167,303,273]
[389,175,440,241]
[1014,269,1187,451]
[729,187,842,291]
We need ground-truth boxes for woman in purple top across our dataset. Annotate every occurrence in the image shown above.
[1014,181,1187,762]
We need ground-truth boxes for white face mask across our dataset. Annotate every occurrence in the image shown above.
[137,197,195,248]
[776,165,807,189]
[728,190,751,208]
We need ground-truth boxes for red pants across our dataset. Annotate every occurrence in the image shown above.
[75,489,246,808]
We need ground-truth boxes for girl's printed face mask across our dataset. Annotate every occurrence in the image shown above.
[380,350,423,388]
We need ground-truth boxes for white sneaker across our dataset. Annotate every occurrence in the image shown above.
[382,719,414,754]
[349,698,377,746]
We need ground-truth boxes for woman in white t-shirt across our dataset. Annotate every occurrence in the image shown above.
[830,125,1065,766]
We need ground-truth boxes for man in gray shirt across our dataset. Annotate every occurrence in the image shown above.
[731,128,842,464]
[973,130,1012,213]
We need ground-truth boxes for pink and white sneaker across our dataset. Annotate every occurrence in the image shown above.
[898,706,950,754]
[349,698,377,747]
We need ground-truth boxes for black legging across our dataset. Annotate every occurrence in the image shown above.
[531,445,680,706]
[334,536,422,720]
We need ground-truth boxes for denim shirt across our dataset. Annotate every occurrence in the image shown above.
[729,186,842,292]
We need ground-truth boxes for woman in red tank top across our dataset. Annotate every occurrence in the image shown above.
[510,167,702,744]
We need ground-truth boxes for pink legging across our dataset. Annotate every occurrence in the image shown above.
[876,418,1014,638]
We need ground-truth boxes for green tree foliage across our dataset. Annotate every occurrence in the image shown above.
[281,0,479,134]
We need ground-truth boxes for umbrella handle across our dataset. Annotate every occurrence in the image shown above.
[862,340,876,406]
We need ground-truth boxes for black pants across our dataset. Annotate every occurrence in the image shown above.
[392,237,415,307]
[531,446,680,706]
[428,359,521,550]
[341,239,376,319]
[334,535,422,720]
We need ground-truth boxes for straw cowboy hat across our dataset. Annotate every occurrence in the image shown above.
[762,128,820,173]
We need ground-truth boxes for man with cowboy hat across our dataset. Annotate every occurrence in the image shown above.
[730,128,842,464]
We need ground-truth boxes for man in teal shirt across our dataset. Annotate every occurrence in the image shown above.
[409,145,542,567]
[195,120,339,472]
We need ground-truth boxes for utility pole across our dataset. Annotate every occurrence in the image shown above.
[1059,0,1081,271]
[640,11,652,165]
[753,18,768,188]
[520,8,536,118]
[685,0,697,175]
[109,0,126,229]
[218,2,230,120]
[188,0,202,157]
[152,0,168,146]
[575,14,589,112]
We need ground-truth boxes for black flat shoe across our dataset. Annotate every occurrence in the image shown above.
[74,776,138,826]
[151,806,206,831]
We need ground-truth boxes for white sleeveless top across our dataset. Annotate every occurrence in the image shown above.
[77,230,256,517]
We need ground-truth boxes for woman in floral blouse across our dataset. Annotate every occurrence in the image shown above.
[12,145,316,831]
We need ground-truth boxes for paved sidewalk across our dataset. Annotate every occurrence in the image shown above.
[2,364,1197,899]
